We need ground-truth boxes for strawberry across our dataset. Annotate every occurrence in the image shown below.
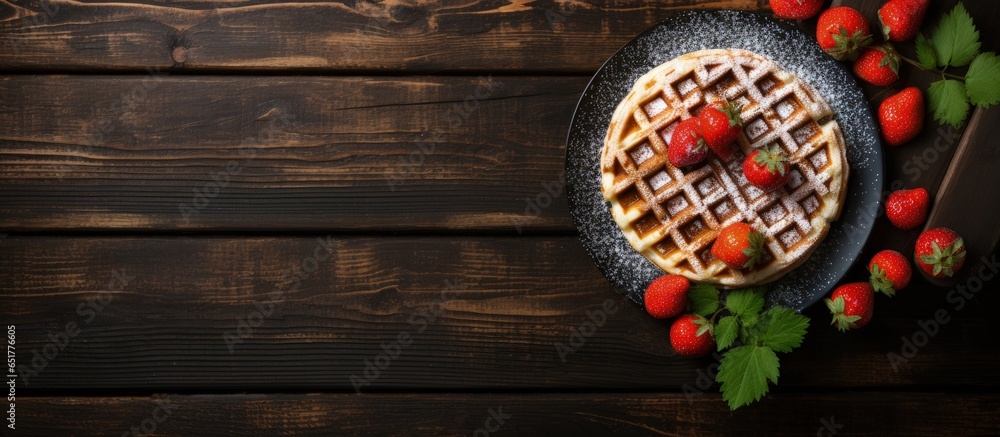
[824,282,875,332]
[852,45,900,86]
[668,117,709,167]
[743,144,790,191]
[770,0,824,20]
[711,222,765,270]
[885,187,930,230]
[868,250,912,297]
[817,6,873,61]
[699,100,742,160]
[915,227,966,278]
[644,275,690,319]
[878,87,924,146]
[879,0,930,42]
[669,314,716,357]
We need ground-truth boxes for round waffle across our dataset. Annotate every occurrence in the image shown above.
[600,49,849,288]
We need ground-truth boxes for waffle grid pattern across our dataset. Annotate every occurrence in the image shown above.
[601,50,848,287]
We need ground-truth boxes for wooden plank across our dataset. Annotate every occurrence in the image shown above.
[922,107,1000,285]
[2,236,998,391]
[14,393,1000,436]
[0,75,582,231]
[0,0,766,73]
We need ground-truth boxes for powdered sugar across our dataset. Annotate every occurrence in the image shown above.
[776,98,796,119]
[644,97,668,118]
[629,143,655,166]
[565,10,883,310]
[648,170,672,191]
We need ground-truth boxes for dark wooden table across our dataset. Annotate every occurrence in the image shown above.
[3,0,999,435]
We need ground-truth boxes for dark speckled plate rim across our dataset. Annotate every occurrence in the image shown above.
[564,9,885,311]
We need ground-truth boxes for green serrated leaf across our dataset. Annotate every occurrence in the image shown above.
[966,52,1000,108]
[717,345,780,410]
[915,33,938,70]
[725,289,765,318]
[716,316,739,351]
[928,79,971,129]
[689,283,720,317]
[739,311,759,329]
[930,3,981,68]
[759,308,810,353]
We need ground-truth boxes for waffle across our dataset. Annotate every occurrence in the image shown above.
[601,49,848,287]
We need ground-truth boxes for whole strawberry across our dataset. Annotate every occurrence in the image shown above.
[853,46,900,86]
[878,87,924,146]
[743,144,790,191]
[669,117,709,167]
[915,227,966,278]
[669,314,716,357]
[825,282,874,332]
[817,6,873,61]
[869,250,912,297]
[644,275,690,319]
[770,0,824,20]
[879,0,930,42]
[711,222,765,270]
[699,100,743,160]
[885,187,930,230]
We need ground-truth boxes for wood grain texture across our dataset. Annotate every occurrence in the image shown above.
[0,75,582,231]
[2,236,997,391]
[15,392,1000,436]
[921,99,1000,286]
[0,0,766,73]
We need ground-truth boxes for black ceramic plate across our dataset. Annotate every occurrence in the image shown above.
[565,10,883,311]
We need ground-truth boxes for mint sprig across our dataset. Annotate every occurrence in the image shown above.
[689,286,810,410]
[913,3,1000,129]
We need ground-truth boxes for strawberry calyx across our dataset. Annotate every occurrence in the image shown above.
[720,101,744,127]
[869,264,896,297]
[875,44,901,75]
[694,137,708,153]
[692,315,715,337]
[824,296,862,332]
[920,238,966,278]
[741,229,765,269]
[753,144,789,175]
[830,27,873,61]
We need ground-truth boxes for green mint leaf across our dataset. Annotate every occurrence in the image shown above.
[717,345,780,410]
[915,33,938,70]
[716,316,739,351]
[725,288,765,318]
[689,283,720,317]
[930,3,981,67]
[759,307,810,353]
[966,52,1000,108]
[928,79,971,129]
